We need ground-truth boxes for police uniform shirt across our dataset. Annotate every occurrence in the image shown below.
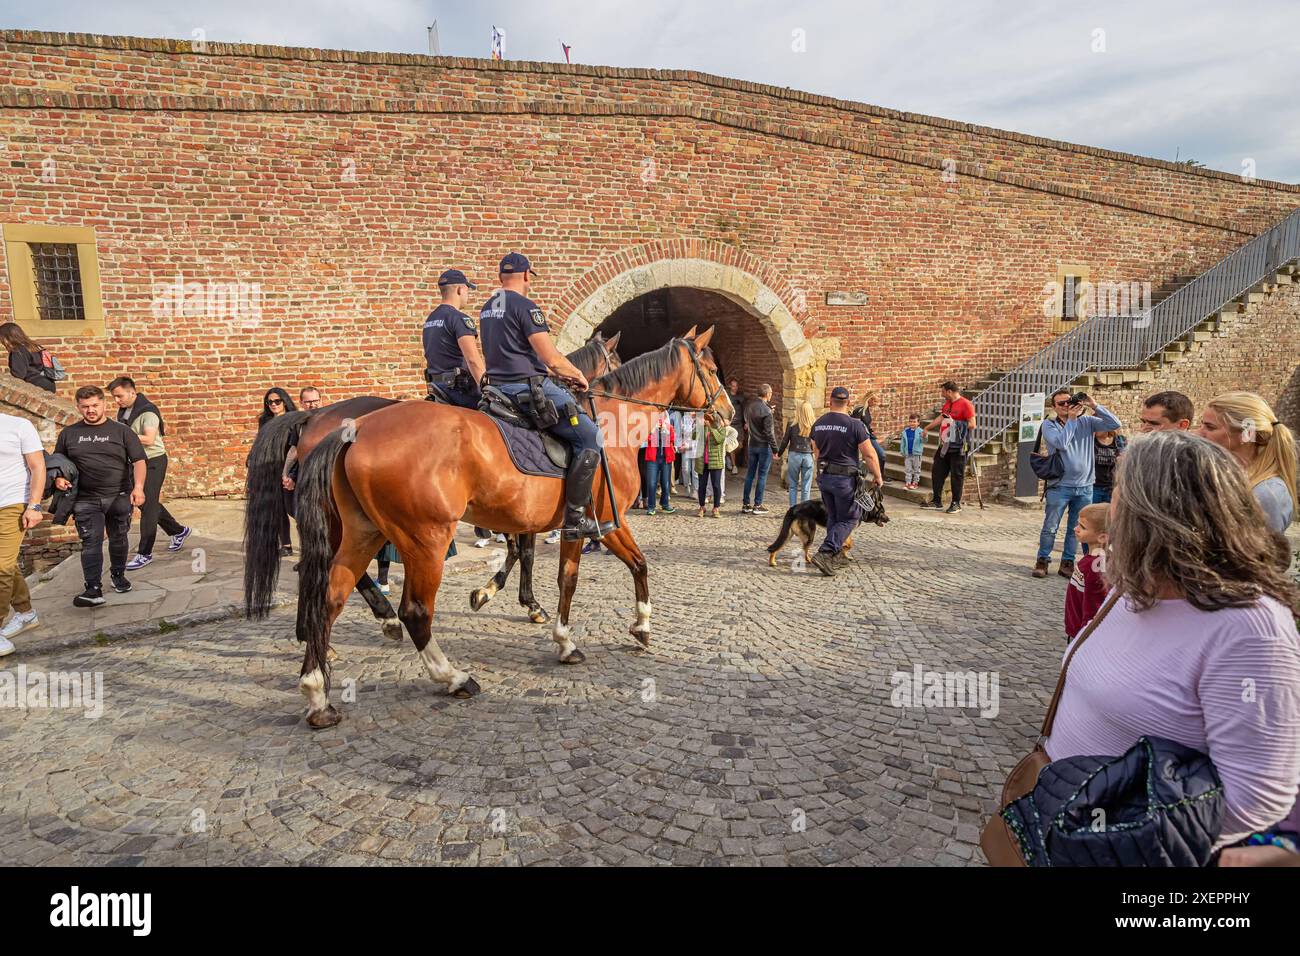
[811,411,869,468]
[481,289,550,381]
[422,303,477,374]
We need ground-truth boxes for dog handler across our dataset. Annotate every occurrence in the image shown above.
[809,386,882,576]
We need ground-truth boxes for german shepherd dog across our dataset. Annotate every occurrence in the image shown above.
[766,489,890,566]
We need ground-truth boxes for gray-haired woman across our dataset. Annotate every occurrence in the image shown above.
[1043,430,1300,864]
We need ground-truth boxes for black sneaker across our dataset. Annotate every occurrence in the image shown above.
[810,553,836,577]
[111,573,132,593]
[753,506,770,516]
[946,503,962,514]
[73,585,106,608]
[919,500,939,510]
[741,504,753,514]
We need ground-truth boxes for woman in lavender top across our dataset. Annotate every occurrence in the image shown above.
[1044,431,1300,861]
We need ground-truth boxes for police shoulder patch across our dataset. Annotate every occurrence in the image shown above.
[463,315,477,333]
[529,308,547,328]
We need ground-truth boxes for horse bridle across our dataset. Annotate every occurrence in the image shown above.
[585,337,727,416]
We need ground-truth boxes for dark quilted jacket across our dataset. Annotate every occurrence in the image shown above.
[1002,736,1224,867]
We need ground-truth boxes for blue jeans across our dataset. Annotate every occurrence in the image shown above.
[787,452,814,506]
[743,444,774,507]
[816,474,858,554]
[495,380,601,454]
[869,437,886,475]
[645,458,672,510]
[1038,484,1093,563]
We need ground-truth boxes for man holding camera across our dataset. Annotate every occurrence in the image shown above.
[1032,389,1121,579]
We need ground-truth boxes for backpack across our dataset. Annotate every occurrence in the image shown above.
[1029,423,1064,483]
[38,350,68,382]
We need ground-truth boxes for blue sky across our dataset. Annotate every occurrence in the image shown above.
[4,0,1297,182]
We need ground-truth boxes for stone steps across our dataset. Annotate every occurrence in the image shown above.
[881,254,1299,506]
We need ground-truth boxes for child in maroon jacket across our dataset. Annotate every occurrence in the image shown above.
[1065,503,1111,641]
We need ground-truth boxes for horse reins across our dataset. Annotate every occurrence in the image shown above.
[582,338,727,416]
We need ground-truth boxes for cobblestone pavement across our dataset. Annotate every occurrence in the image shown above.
[0,486,1076,866]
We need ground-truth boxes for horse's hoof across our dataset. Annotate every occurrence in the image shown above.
[529,607,550,625]
[306,705,342,729]
[559,648,586,665]
[451,676,481,699]
[381,619,403,641]
[470,590,490,612]
[628,626,651,649]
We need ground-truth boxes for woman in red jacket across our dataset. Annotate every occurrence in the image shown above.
[644,411,677,516]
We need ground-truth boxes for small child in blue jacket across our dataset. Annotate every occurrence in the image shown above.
[899,414,925,489]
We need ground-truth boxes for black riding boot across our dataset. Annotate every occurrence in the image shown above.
[562,449,602,540]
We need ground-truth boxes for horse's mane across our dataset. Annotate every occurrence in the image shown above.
[567,335,612,375]
[593,338,711,396]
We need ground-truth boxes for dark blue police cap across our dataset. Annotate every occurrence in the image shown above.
[437,269,477,289]
[499,252,538,277]
[830,386,850,400]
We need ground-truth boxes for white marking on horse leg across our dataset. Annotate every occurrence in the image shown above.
[381,616,403,641]
[552,618,578,661]
[417,640,471,694]
[300,667,328,715]
[630,601,652,637]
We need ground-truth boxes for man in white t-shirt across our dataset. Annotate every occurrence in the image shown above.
[0,413,47,654]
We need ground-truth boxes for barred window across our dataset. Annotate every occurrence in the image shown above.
[30,242,86,321]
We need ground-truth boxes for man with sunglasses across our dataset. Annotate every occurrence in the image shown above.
[1032,389,1121,579]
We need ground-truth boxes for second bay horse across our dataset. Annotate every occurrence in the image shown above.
[291,328,730,727]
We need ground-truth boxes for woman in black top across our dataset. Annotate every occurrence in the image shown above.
[1091,429,1126,505]
[778,400,817,506]
[0,322,56,393]
[258,387,298,554]
[851,391,888,480]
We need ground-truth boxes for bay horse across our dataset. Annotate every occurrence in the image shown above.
[243,332,621,636]
[292,327,730,728]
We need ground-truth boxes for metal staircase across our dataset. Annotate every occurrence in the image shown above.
[968,207,1300,456]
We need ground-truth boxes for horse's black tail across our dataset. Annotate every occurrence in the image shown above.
[294,428,352,692]
[767,507,798,555]
[243,410,310,619]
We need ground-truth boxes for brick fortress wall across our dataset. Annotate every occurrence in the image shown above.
[1,32,1296,496]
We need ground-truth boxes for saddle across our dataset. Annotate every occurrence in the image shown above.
[478,385,569,477]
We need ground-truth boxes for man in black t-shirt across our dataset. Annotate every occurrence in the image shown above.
[809,386,882,577]
[53,385,147,607]
[423,268,485,409]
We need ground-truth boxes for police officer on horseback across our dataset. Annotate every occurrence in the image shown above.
[422,269,485,409]
[480,253,605,540]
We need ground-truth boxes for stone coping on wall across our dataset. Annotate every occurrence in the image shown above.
[0,89,1267,237]
[0,377,79,429]
[2,29,1297,199]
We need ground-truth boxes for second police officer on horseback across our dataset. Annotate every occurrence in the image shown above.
[479,253,606,540]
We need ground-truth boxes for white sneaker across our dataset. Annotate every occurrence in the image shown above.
[125,553,153,571]
[474,538,491,548]
[545,530,561,545]
[0,610,38,642]
[492,533,507,543]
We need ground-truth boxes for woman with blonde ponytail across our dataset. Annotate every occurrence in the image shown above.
[1198,391,1297,532]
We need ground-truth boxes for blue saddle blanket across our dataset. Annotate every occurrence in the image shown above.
[488,417,567,478]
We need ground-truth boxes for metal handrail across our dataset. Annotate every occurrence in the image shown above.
[969,206,1300,455]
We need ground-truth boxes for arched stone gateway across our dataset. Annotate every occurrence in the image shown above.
[555,255,840,420]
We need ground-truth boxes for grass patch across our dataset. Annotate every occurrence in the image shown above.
[158,620,180,634]
[92,632,109,646]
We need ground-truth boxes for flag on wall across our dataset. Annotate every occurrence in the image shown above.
[491,26,506,60]
[561,42,572,63]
